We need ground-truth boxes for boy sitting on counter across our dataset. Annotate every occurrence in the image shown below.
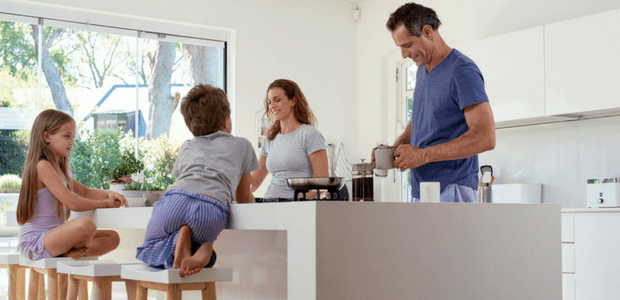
[135,84,259,277]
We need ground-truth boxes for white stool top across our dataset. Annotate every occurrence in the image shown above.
[121,264,233,284]
[19,256,98,269]
[0,252,20,264]
[57,260,132,277]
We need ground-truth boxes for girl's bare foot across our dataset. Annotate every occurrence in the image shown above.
[179,246,212,277]
[173,225,193,270]
[64,247,88,260]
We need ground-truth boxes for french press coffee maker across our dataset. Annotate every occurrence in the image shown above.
[352,159,373,201]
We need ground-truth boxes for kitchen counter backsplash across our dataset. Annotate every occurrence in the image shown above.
[478,115,620,209]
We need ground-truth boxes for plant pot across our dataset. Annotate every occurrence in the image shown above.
[144,191,165,206]
[109,183,126,194]
[120,190,147,198]
[109,183,147,198]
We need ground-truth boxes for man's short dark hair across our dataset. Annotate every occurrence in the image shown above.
[180,84,231,136]
[386,2,442,36]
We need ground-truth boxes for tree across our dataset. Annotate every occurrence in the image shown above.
[146,41,177,140]
[75,31,127,89]
[31,25,73,116]
[181,44,221,86]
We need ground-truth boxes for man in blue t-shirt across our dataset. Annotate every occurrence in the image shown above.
[383,2,496,202]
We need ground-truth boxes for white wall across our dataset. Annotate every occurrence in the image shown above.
[32,0,359,158]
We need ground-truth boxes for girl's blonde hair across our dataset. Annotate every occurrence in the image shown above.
[263,79,317,140]
[17,109,74,225]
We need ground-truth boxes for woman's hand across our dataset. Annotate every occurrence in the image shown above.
[106,191,128,208]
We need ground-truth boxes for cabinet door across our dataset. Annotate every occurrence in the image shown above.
[563,273,576,300]
[457,26,545,123]
[574,213,620,299]
[545,9,620,116]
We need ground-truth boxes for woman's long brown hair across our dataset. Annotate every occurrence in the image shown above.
[263,79,317,140]
[17,109,74,225]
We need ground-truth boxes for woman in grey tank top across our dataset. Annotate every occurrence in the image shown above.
[250,79,329,199]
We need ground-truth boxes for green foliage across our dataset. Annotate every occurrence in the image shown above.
[123,181,143,191]
[100,148,144,182]
[0,21,37,78]
[71,130,180,191]
[0,67,39,109]
[70,129,124,189]
[0,174,21,193]
[141,136,179,191]
[0,130,27,176]
[0,200,14,214]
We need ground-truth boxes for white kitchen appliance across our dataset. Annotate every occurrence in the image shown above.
[586,178,620,208]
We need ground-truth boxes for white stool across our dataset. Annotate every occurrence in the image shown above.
[120,264,232,300]
[0,253,26,300]
[19,256,97,300]
[57,260,137,300]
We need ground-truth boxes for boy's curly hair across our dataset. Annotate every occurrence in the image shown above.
[180,84,231,136]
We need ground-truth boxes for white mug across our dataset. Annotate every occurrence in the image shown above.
[374,147,395,177]
[420,182,440,203]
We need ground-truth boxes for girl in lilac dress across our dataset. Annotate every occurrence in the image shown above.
[17,109,127,263]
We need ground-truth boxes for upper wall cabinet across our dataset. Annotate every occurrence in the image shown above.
[457,27,546,126]
[545,9,620,116]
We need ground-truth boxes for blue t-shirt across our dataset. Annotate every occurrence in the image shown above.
[409,49,489,198]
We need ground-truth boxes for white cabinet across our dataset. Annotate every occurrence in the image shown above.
[545,9,620,116]
[457,27,545,124]
[561,213,575,300]
[574,213,620,299]
[562,211,620,300]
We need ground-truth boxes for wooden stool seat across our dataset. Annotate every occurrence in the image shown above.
[120,264,232,300]
[57,260,137,300]
[0,253,26,300]
[19,256,97,300]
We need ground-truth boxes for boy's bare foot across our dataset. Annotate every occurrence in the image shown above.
[179,247,213,277]
[173,225,193,269]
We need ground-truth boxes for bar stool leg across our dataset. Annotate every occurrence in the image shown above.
[125,280,137,300]
[165,285,181,300]
[8,265,25,300]
[202,282,216,300]
[92,277,113,300]
[47,269,58,300]
[58,273,68,300]
[67,275,79,300]
[135,283,148,300]
[17,267,26,300]
[27,269,39,300]
[78,280,89,300]
[37,272,45,300]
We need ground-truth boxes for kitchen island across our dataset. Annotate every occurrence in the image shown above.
[89,202,561,299]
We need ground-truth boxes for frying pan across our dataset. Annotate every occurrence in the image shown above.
[286,177,346,191]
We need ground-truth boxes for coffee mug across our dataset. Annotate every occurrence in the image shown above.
[374,147,395,177]
[420,182,440,203]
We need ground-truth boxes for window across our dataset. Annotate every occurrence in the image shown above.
[397,60,416,202]
[0,5,227,177]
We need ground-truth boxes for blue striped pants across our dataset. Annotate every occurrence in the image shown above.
[135,189,229,269]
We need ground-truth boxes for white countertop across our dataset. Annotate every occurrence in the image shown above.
[562,207,620,213]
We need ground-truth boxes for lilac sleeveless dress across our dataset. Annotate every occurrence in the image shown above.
[18,188,64,260]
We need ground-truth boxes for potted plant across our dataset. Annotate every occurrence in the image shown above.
[101,149,145,197]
